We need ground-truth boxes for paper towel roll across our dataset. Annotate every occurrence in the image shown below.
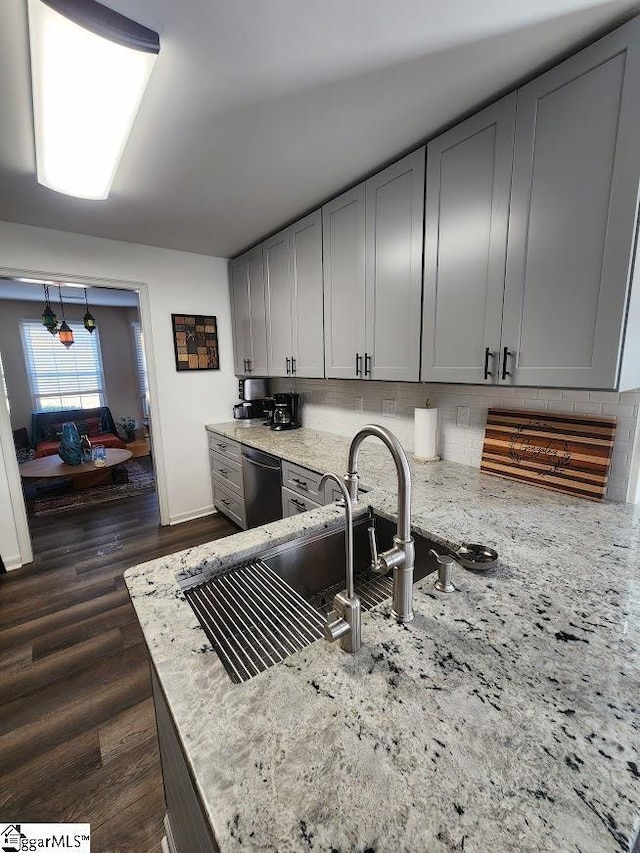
[414,407,439,461]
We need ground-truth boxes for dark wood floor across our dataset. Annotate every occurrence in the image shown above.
[0,485,237,852]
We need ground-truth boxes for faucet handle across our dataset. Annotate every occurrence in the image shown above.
[368,526,386,575]
[323,610,351,642]
[429,549,456,593]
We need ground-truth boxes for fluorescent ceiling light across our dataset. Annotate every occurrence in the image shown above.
[28,0,159,200]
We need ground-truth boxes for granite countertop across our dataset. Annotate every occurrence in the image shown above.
[124,423,640,853]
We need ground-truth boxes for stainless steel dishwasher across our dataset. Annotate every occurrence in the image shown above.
[241,445,283,528]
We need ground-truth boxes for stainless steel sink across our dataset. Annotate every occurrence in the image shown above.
[182,512,440,683]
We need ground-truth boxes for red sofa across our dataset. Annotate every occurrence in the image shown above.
[31,406,127,459]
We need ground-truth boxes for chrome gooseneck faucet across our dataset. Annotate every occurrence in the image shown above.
[319,472,361,652]
[346,425,415,623]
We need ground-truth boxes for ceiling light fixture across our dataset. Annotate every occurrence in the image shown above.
[27,0,160,200]
[57,285,74,348]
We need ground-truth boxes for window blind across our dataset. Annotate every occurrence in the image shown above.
[132,320,149,416]
[20,319,105,411]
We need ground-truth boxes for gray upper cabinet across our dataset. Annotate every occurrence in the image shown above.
[265,210,324,378]
[229,255,251,376]
[366,149,425,382]
[265,229,293,378]
[421,95,515,384]
[323,185,367,379]
[323,150,425,381]
[291,211,325,378]
[229,245,268,377]
[501,18,640,389]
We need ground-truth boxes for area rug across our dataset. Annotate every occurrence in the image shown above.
[30,460,156,517]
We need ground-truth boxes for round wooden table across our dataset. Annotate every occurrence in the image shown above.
[20,449,133,490]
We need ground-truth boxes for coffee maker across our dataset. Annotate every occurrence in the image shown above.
[233,378,268,420]
[271,392,300,431]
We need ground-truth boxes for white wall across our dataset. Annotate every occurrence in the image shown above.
[0,220,237,568]
[272,377,640,503]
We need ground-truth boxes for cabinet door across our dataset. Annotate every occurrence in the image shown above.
[322,185,366,379]
[228,257,250,376]
[152,667,220,853]
[264,229,294,377]
[291,210,325,378]
[422,96,515,384]
[501,19,640,388]
[245,245,268,376]
[365,148,425,382]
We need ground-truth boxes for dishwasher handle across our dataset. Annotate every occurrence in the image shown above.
[242,455,281,473]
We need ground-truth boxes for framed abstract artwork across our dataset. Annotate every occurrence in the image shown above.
[171,314,220,371]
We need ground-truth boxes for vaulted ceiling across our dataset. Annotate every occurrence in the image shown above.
[0,0,638,258]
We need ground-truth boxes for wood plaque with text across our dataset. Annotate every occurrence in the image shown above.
[480,407,616,501]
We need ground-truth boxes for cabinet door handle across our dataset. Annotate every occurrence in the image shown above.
[291,498,306,511]
[217,443,227,450]
[246,359,252,373]
[483,347,493,380]
[220,498,230,506]
[219,469,228,476]
[355,353,362,377]
[286,357,291,375]
[364,352,371,377]
[501,347,512,381]
[292,477,308,490]
[291,357,296,375]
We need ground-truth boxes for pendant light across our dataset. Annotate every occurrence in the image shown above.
[57,285,74,348]
[83,288,97,333]
[41,283,58,335]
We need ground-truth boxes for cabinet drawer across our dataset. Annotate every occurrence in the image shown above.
[207,434,241,464]
[213,480,247,530]
[324,482,347,505]
[282,486,322,518]
[209,450,243,495]
[281,460,324,502]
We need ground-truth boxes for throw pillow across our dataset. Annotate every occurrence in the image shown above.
[85,417,102,437]
[45,422,65,441]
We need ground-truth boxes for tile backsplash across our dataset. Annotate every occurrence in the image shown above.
[272,378,640,502]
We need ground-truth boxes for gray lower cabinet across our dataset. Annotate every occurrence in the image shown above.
[501,17,640,389]
[281,459,325,504]
[265,210,324,379]
[323,150,425,382]
[152,667,219,853]
[208,436,246,529]
[281,459,351,515]
[229,245,268,377]
[282,485,322,517]
[421,95,515,384]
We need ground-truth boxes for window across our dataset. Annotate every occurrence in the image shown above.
[131,321,149,418]
[20,319,106,411]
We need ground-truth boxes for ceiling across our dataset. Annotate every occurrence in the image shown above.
[0,0,639,259]
[0,277,139,307]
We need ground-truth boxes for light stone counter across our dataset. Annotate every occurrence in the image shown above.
[124,423,640,853]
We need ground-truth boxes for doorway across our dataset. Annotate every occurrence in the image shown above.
[0,269,169,569]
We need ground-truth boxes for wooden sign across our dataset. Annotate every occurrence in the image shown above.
[481,407,616,501]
